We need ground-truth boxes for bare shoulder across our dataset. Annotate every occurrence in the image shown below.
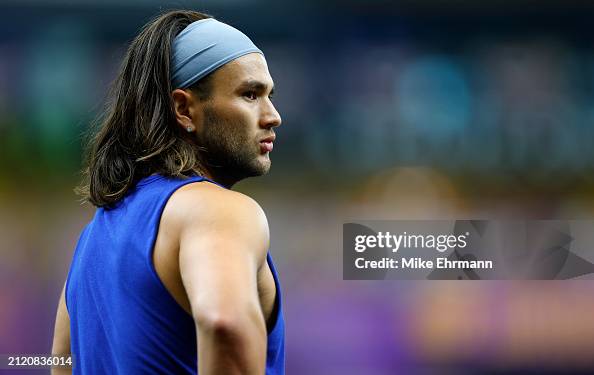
[168,181,268,226]
[163,180,270,254]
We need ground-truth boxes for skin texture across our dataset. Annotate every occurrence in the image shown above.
[51,52,282,374]
[175,53,281,188]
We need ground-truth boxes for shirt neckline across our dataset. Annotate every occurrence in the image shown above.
[136,174,164,187]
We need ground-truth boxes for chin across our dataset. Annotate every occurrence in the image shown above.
[251,157,271,176]
[256,163,271,176]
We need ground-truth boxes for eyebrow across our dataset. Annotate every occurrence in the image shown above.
[237,80,275,96]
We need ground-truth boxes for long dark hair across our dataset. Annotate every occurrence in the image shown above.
[76,10,212,208]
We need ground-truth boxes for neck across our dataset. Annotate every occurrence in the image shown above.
[199,166,240,189]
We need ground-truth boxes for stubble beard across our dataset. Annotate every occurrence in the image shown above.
[197,106,270,184]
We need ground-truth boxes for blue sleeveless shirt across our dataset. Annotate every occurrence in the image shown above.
[65,174,285,374]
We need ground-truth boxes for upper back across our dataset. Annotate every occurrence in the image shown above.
[65,174,285,374]
[66,175,209,374]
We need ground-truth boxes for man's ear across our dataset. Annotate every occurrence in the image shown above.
[172,88,203,133]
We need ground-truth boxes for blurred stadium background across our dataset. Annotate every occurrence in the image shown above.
[1,0,594,374]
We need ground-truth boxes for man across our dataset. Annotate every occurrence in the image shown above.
[51,10,284,374]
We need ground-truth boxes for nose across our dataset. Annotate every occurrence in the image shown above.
[260,100,282,129]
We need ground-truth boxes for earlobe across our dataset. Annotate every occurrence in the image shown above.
[172,89,201,133]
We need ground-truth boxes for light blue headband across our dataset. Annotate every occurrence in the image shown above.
[171,18,263,89]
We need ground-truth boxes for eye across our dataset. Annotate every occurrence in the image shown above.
[243,91,257,100]
[268,93,274,102]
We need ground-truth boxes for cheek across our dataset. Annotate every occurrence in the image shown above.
[209,111,255,145]
[206,99,260,138]
[226,99,260,124]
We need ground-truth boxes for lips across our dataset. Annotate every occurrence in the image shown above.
[259,135,275,153]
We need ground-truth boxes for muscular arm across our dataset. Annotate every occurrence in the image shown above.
[51,283,72,375]
[176,184,268,374]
